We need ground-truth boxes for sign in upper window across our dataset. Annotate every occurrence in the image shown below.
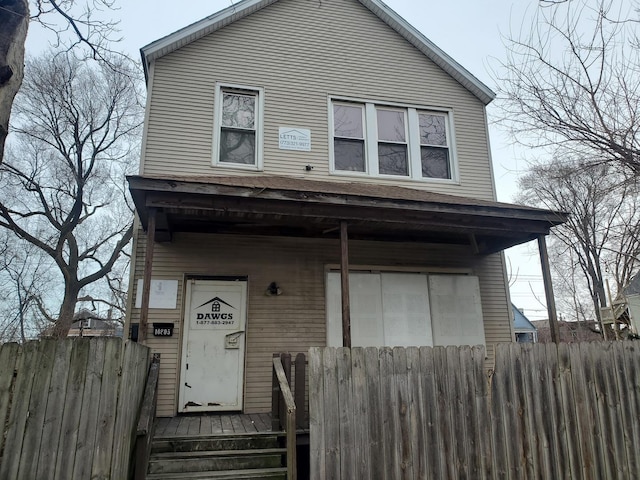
[330,99,455,182]
[213,83,264,170]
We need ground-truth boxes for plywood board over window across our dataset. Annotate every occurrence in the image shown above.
[326,271,485,348]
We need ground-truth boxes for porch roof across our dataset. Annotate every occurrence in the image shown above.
[127,175,567,255]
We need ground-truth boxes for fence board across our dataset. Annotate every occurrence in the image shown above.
[55,339,91,480]
[612,342,635,477]
[622,342,640,475]
[112,340,150,477]
[309,342,640,480]
[72,338,107,480]
[405,347,421,480]
[308,347,325,480]
[35,340,74,479]
[0,343,20,450]
[91,338,122,479]
[336,348,354,480]
[364,346,384,480]
[17,339,57,479]
[0,341,40,480]
[351,348,370,480]
[322,347,340,480]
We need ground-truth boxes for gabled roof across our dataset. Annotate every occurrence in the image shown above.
[512,304,536,332]
[140,0,496,105]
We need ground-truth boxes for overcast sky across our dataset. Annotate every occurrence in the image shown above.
[25,0,550,319]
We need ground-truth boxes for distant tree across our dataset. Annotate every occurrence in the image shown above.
[0,0,122,165]
[496,0,640,175]
[0,232,53,342]
[0,51,143,337]
[518,158,640,334]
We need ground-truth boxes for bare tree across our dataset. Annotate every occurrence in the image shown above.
[0,232,54,342]
[0,51,143,337]
[496,0,640,175]
[0,0,123,165]
[518,158,640,332]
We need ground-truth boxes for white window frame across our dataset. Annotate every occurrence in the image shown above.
[328,96,458,183]
[212,82,264,171]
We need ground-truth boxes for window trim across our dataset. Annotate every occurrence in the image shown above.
[328,96,458,183]
[212,82,264,171]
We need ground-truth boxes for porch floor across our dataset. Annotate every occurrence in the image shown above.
[153,413,276,437]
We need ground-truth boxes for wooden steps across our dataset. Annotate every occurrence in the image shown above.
[146,432,287,480]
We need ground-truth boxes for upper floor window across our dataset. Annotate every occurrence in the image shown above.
[213,83,264,170]
[330,99,456,182]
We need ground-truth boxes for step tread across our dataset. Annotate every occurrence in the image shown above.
[153,431,284,441]
[151,447,286,460]
[146,467,288,479]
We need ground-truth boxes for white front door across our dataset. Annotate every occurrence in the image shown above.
[179,279,247,412]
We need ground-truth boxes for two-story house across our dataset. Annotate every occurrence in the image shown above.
[126,0,565,418]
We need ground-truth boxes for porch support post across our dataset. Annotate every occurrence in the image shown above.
[340,220,351,348]
[139,207,157,344]
[538,234,560,343]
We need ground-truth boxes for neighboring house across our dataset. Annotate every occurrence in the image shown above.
[612,272,640,335]
[512,305,537,343]
[125,0,565,417]
[68,309,123,337]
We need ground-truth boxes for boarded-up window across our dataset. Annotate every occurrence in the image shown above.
[326,272,484,347]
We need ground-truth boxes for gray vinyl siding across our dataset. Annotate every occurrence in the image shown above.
[128,231,510,416]
[141,0,495,200]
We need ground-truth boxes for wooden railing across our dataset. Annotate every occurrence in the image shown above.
[272,353,302,480]
[272,353,308,430]
[134,353,161,480]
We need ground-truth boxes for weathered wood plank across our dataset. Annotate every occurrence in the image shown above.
[17,339,57,479]
[472,345,491,480]
[220,414,233,434]
[393,346,413,480]
[622,341,640,478]
[446,345,465,479]
[112,340,149,477]
[364,346,384,480]
[570,342,596,480]
[600,342,626,478]
[351,347,371,479]
[0,342,20,457]
[379,347,398,480]
[336,347,359,478]
[460,345,479,479]
[90,338,121,480]
[531,343,556,479]
[557,342,581,479]
[308,347,325,480]
[55,339,91,480]
[434,346,455,479]
[0,341,41,480]
[405,347,422,480]
[612,341,634,477]
[490,343,511,478]
[34,341,74,479]
[419,346,441,479]
[322,347,340,480]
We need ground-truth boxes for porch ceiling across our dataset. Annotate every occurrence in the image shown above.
[127,175,567,255]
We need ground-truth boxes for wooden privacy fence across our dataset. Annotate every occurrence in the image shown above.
[0,337,150,479]
[309,342,640,480]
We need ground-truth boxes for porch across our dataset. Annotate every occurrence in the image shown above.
[154,412,276,437]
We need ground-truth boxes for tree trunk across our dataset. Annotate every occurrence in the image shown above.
[0,0,29,165]
[51,288,79,338]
